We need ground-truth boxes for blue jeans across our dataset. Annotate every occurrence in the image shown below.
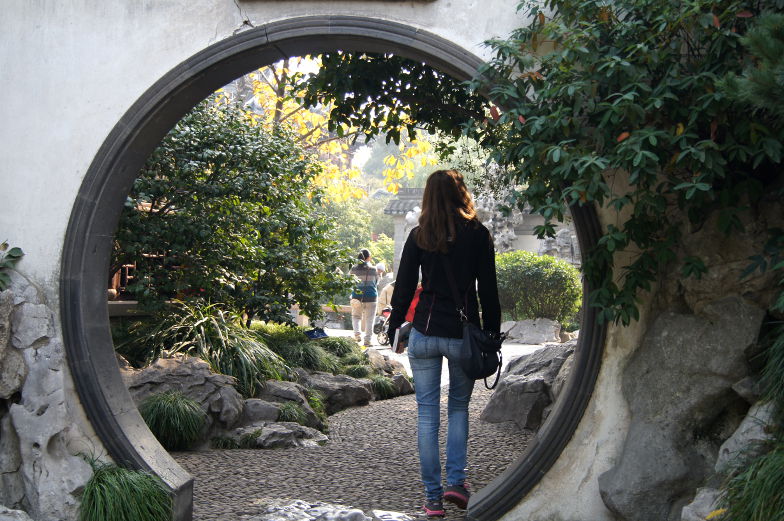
[407,327,474,501]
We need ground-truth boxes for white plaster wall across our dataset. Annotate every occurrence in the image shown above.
[0,2,651,521]
[0,0,527,287]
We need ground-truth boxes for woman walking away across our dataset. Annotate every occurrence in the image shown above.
[349,248,379,347]
[387,170,501,517]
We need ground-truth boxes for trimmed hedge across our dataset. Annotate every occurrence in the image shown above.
[495,250,581,324]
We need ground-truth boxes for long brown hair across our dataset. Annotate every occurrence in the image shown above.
[415,169,477,253]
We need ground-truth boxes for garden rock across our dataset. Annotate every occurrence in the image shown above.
[0,291,27,399]
[0,506,33,521]
[248,499,372,521]
[229,421,328,449]
[390,374,414,396]
[504,319,561,344]
[256,380,324,430]
[296,371,372,414]
[240,399,280,425]
[121,356,244,431]
[679,488,721,521]
[481,341,575,430]
[731,376,762,404]
[715,400,775,473]
[366,349,406,376]
[598,296,764,521]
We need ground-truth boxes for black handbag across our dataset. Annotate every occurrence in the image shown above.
[441,256,505,389]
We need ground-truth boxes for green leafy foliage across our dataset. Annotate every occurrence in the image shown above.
[277,401,307,424]
[467,0,784,324]
[79,459,171,521]
[253,322,340,373]
[315,336,362,357]
[722,13,784,122]
[301,1,784,326]
[0,241,23,291]
[370,374,396,400]
[343,364,371,379]
[340,352,368,366]
[121,301,286,397]
[495,250,582,323]
[297,53,487,145]
[138,391,206,451]
[113,97,353,323]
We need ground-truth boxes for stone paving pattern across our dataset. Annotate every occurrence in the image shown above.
[174,385,532,520]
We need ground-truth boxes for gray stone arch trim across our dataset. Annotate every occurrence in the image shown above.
[60,16,607,521]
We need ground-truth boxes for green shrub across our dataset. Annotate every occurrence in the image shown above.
[278,402,307,424]
[138,391,206,451]
[316,336,360,357]
[495,251,582,323]
[343,364,371,379]
[210,436,239,449]
[120,301,286,397]
[370,374,396,400]
[79,459,171,521]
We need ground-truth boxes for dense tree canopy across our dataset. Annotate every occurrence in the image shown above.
[113,98,353,323]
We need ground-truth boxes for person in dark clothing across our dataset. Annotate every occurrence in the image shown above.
[388,170,501,518]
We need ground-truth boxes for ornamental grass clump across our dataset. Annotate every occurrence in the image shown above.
[316,336,359,357]
[278,402,307,425]
[253,322,341,373]
[79,459,171,521]
[718,441,784,521]
[138,391,206,451]
[370,374,396,400]
[121,300,286,397]
[343,364,371,379]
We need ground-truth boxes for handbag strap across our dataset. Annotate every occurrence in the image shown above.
[439,255,467,323]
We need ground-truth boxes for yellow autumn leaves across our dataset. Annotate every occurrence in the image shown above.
[218,57,436,201]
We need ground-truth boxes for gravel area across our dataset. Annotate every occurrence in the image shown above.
[174,384,532,520]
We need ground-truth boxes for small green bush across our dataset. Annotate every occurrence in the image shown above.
[343,364,371,378]
[316,336,359,357]
[495,250,582,323]
[370,374,396,400]
[138,391,206,451]
[278,402,307,424]
[79,459,171,521]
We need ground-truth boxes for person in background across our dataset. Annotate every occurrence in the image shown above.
[349,248,379,347]
[377,279,395,315]
[388,170,501,518]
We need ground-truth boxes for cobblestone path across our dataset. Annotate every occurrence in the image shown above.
[174,385,531,520]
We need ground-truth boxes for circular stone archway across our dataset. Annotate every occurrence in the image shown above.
[60,16,607,521]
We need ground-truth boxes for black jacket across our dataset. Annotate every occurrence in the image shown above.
[388,220,501,339]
